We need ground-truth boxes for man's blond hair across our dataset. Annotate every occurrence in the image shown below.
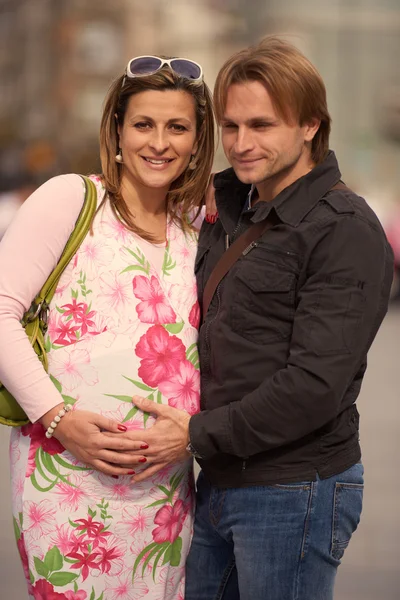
[214,36,331,164]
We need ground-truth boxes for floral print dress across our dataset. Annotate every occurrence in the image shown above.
[10,176,201,600]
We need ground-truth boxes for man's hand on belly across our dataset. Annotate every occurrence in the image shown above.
[121,396,191,483]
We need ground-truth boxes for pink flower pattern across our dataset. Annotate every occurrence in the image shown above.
[65,592,88,600]
[67,547,101,582]
[95,534,126,575]
[61,299,87,321]
[54,477,88,512]
[17,533,32,592]
[48,347,99,392]
[21,422,64,478]
[189,301,201,330]
[48,312,81,346]
[50,523,85,556]
[158,360,200,415]
[105,573,148,600]
[78,239,115,280]
[133,275,177,324]
[32,578,68,599]
[24,500,57,540]
[98,270,132,313]
[115,506,154,539]
[152,500,187,544]
[136,325,186,388]
[10,175,199,598]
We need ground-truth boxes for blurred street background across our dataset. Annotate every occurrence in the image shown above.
[1,0,400,598]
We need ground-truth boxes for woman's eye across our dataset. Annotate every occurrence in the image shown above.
[134,122,151,130]
[170,124,187,132]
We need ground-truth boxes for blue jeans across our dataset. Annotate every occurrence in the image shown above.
[185,463,364,600]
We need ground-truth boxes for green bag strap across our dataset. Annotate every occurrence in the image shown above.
[22,176,98,325]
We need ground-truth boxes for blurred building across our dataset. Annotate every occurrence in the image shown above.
[207,0,400,209]
[1,0,400,205]
[0,0,234,180]
[0,0,128,181]
[264,0,400,215]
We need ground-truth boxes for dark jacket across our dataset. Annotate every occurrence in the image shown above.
[189,151,394,487]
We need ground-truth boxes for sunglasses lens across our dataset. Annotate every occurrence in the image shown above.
[128,56,162,76]
[170,59,201,80]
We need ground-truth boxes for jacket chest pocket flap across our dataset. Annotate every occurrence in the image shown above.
[231,264,296,343]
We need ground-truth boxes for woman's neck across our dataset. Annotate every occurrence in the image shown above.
[120,176,168,243]
[121,177,167,216]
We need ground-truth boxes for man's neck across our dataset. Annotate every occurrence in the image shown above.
[255,156,316,204]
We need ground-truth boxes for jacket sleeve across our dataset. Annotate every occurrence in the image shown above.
[189,213,394,459]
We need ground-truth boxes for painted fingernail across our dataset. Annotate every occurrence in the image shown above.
[205,214,211,223]
[128,470,136,475]
[112,475,119,479]
[117,424,127,432]
[139,457,147,463]
[140,444,149,449]
[211,215,217,224]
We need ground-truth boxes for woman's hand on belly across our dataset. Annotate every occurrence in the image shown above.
[40,406,149,476]
[107,396,191,483]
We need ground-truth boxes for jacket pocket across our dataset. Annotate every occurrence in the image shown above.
[331,481,364,561]
[231,263,295,343]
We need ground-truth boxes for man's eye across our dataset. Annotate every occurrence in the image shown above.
[253,122,270,129]
[222,123,237,129]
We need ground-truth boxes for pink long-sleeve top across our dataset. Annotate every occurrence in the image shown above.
[0,174,166,422]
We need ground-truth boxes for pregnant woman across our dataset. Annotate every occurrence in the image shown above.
[0,55,214,599]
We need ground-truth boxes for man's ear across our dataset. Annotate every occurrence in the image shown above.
[304,118,321,142]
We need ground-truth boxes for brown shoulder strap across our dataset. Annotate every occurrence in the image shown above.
[202,212,278,321]
[201,180,350,322]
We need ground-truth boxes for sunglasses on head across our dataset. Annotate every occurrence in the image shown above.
[125,55,203,83]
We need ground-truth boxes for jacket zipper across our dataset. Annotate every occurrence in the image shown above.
[257,243,298,259]
[226,216,243,249]
[242,241,258,256]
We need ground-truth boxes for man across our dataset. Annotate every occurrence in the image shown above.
[131,37,394,599]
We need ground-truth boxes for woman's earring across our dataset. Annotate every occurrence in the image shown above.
[115,148,123,163]
[188,154,197,170]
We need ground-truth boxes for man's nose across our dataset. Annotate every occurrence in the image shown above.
[234,127,254,154]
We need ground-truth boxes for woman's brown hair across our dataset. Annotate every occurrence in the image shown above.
[214,36,331,164]
[99,64,215,240]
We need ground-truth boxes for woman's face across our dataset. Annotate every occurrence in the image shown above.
[118,89,198,193]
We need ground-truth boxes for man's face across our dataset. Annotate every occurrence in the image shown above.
[220,81,319,197]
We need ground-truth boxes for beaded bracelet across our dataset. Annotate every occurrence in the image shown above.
[45,404,72,439]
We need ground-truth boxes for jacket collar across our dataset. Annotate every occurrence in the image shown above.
[214,150,342,230]
[213,170,251,237]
